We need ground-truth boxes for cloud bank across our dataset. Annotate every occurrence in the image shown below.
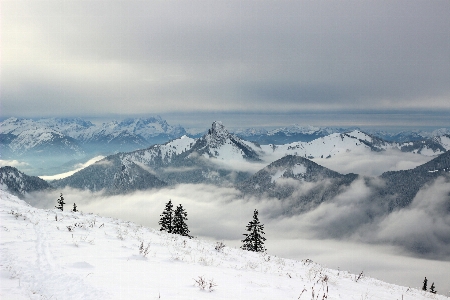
[2,1,449,127]
[26,174,450,294]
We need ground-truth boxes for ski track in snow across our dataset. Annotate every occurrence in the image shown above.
[0,190,448,299]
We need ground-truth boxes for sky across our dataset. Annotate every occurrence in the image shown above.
[1,0,450,130]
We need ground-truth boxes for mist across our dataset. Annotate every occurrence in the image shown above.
[312,148,433,176]
[26,173,450,294]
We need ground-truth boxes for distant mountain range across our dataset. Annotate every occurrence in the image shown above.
[2,122,449,217]
[233,125,450,145]
[0,117,187,158]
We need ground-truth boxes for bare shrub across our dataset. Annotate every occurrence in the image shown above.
[194,276,217,292]
[355,271,364,282]
[139,242,150,257]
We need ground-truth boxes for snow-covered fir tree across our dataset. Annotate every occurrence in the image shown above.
[55,193,65,211]
[241,209,266,252]
[72,203,78,212]
[158,200,174,233]
[172,204,191,238]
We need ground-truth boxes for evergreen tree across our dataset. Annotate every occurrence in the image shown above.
[172,204,191,238]
[429,282,436,294]
[241,209,266,252]
[55,193,65,211]
[422,277,428,291]
[72,203,78,212]
[158,200,174,233]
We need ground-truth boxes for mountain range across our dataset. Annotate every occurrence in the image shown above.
[0,116,187,158]
[2,117,449,162]
[2,121,449,216]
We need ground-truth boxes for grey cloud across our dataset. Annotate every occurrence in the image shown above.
[375,177,450,258]
[2,1,450,118]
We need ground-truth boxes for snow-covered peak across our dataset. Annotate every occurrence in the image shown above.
[205,121,230,146]
[345,130,374,143]
[210,121,228,137]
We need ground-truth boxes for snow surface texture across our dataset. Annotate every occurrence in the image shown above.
[1,190,447,300]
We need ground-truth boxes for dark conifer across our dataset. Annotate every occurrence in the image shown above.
[158,200,174,233]
[72,203,78,212]
[422,277,428,291]
[241,209,266,252]
[429,282,436,294]
[172,204,191,238]
[55,193,65,211]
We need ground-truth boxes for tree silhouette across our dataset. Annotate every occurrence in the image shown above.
[429,282,436,294]
[241,209,266,252]
[55,193,65,211]
[158,200,174,233]
[172,204,191,238]
[422,277,428,291]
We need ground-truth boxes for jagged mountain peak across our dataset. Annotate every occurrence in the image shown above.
[203,121,232,149]
[207,121,229,139]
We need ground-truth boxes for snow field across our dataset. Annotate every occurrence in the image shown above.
[0,190,447,299]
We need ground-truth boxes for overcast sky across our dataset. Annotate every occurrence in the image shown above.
[2,0,449,129]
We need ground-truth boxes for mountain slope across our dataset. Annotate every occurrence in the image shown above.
[380,150,450,210]
[0,166,54,198]
[52,156,167,194]
[0,118,85,158]
[238,155,358,213]
[1,190,446,300]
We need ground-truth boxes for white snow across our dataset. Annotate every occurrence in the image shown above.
[271,169,286,183]
[260,133,374,162]
[1,190,447,299]
[38,156,106,180]
[292,163,307,175]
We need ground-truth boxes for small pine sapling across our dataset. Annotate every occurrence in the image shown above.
[215,241,226,252]
[241,209,266,252]
[172,204,192,238]
[158,200,174,233]
[55,193,65,211]
[429,282,436,294]
[72,203,78,212]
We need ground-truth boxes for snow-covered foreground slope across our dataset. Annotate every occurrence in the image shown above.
[1,191,446,300]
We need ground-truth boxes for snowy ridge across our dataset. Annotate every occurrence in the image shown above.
[0,166,53,198]
[126,135,196,165]
[1,190,446,300]
[262,130,450,161]
[261,131,380,161]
